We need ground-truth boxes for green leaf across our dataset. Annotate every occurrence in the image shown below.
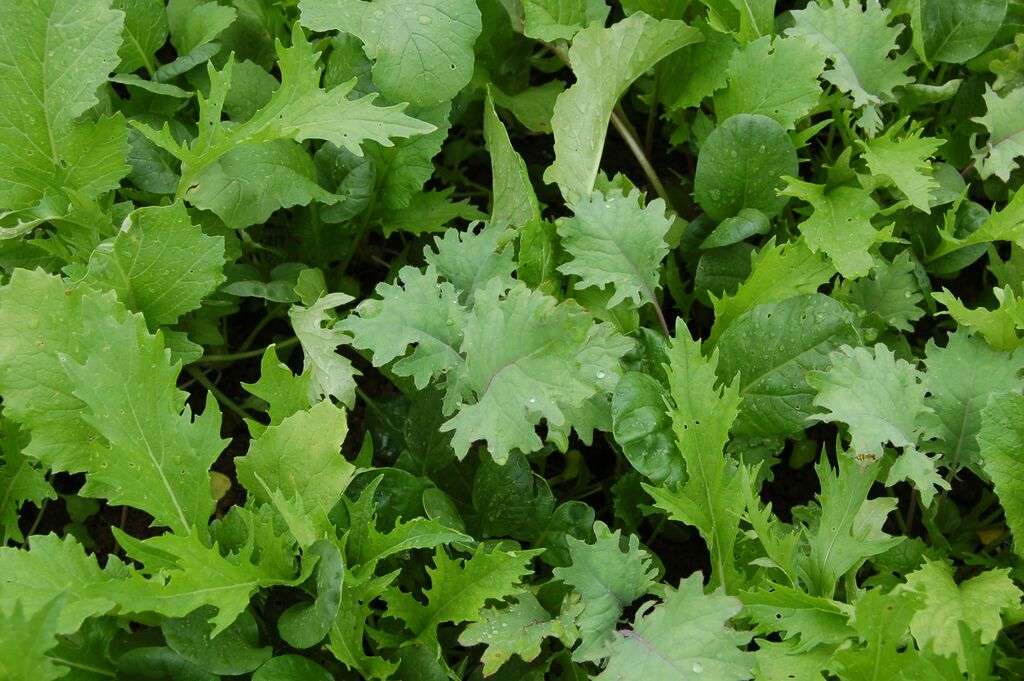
[473,452,554,539]
[253,656,334,681]
[781,179,890,279]
[700,209,771,249]
[236,400,354,512]
[860,124,944,212]
[903,560,1022,663]
[661,24,736,111]
[289,290,359,409]
[598,576,753,681]
[369,102,452,211]
[522,0,609,41]
[928,188,1024,260]
[424,224,517,304]
[82,202,226,326]
[921,330,1024,475]
[0,0,129,210]
[0,597,66,681]
[717,294,860,437]
[484,88,540,228]
[972,85,1024,182]
[163,608,272,675]
[339,265,467,390]
[644,323,743,591]
[0,534,120,635]
[299,0,482,107]
[544,13,702,201]
[441,282,632,462]
[242,345,313,430]
[553,521,658,661]
[379,187,486,237]
[694,114,798,222]
[709,238,835,345]
[186,139,339,229]
[114,0,169,75]
[0,419,56,544]
[829,588,925,680]
[279,540,345,648]
[916,0,1008,64]
[741,584,854,653]
[167,0,235,54]
[558,189,672,309]
[786,0,915,134]
[933,286,1024,352]
[978,392,1024,556]
[808,344,927,460]
[884,448,949,507]
[714,35,825,130]
[458,591,580,675]
[798,457,902,597]
[382,545,538,651]
[835,252,926,332]
[611,372,683,485]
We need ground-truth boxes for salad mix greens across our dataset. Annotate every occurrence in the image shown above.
[1,0,1024,678]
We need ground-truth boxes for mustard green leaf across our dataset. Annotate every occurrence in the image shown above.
[558,188,672,309]
[522,0,610,42]
[381,545,539,651]
[786,0,914,135]
[0,420,55,545]
[545,13,702,201]
[82,202,226,326]
[978,392,1024,557]
[781,179,890,279]
[807,344,927,460]
[741,584,853,653]
[553,521,658,661]
[0,0,128,210]
[241,345,313,429]
[933,286,1024,352]
[972,85,1024,182]
[299,0,482,107]
[661,24,737,111]
[423,224,517,304]
[903,560,1022,663]
[916,0,1008,65]
[835,252,925,333]
[645,322,743,591]
[441,281,632,462]
[860,125,944,212]
[598,576,753,681]
[289,290,359,409]
[484,88,541,228]
[0,597,66,681]
[114,0,169,75]
[885,448,950,507]
[378,187,486,237]
[369,101,452,211]
[236,400,353,512]
[714,35,825,130]
[611,372,682,485]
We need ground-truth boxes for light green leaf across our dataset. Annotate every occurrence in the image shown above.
[742,584,853,653]
[786,0,914,134]
[921,330,1024,475]
[186,139,339,229]
[709,237,835,345]
[381,545,538,651]
[829,588,926,680]
[885,448,950,507]
[135,27,434,197]
[558,188,672,309]
[241,345,313,429]
[545,13,702,201]
[928,188,1024,261]
[599,576,753,681]
[369,102,452,211]
[808,344,927,460]
[441,282,632,462]
[289,291,359,409]
[378,188,486,237]
[717,294,860,438]
[0,420,55,545]
[236,400,353,512]
[0,0,128,210]
[644,323,743,592]
[423,224,517,304]
[903,560,1022,663]
[114,0,169,75]
[661,24,737,111]
[553,521,658,661]
[915,0,1007,65]
[798,457,902,597]
[978,392,1024,556]
[972,85,1024,182]
[860,125,944,212]
[714,35,825,130]
[835,252,925,332]
[167,0,235,54]
[522,0,609,41]
[299,0,482,107]
[484,88,540,228]
[933,286,1024,352]
[458,591,580,675]
[339,265,467,390]
[0,534,120,635]
[82,202,226,326]
[781,179,889,279]
[0,597,66,681]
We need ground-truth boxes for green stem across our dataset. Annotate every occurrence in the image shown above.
[184,366,253,421]
[199,337,300,363]
[610,105,676,214]
[644,62,663,160]
[238,307,287,354]
[24,499,49,546]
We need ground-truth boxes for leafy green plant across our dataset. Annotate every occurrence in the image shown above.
[2,0,1024,678]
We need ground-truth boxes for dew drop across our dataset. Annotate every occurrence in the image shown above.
[418,14,432,24]
[596,370,606,379]
[529,398,537,404]
[692,662,704,673]
[27,318,39,330]
[758,145,766,154]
